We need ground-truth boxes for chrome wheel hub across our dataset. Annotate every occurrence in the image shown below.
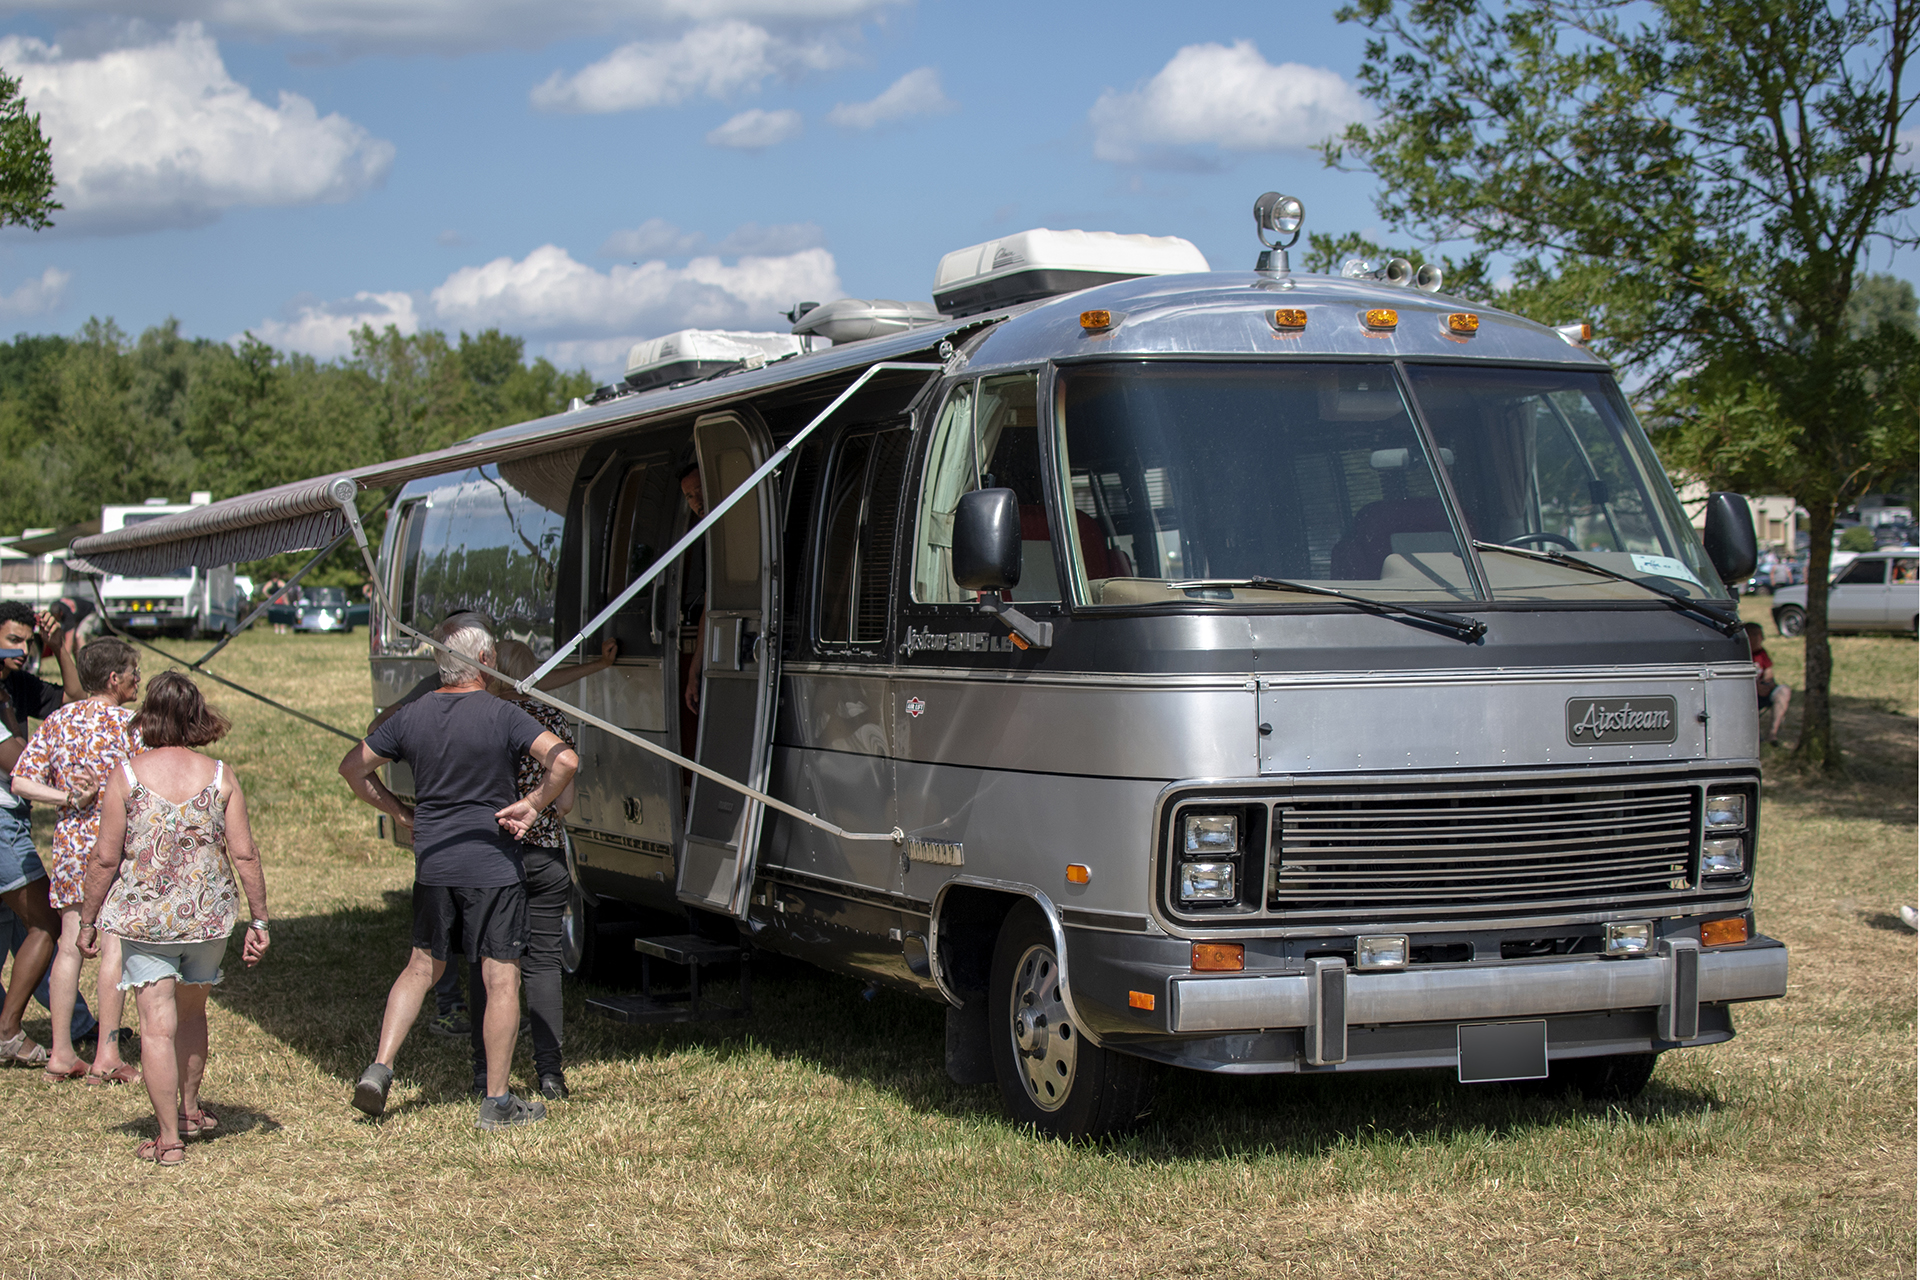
[1007,942,1077,1112]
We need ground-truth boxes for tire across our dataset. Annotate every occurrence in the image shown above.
[560,880,599,980]
[988,901,1152,1138]
[1774,606,1805,637]
[1553,1051,1658,1101]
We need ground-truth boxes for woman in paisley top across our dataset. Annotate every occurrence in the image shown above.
[10,637,143,1082]
[77,673,269,1168]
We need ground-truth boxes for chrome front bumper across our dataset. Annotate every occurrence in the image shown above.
[1166,939,1787,1063]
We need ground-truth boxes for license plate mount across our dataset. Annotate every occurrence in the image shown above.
[1457,1019,1548,1083]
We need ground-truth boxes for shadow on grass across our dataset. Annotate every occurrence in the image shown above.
[209,887,1723,1158]
[1763,694,1919,827]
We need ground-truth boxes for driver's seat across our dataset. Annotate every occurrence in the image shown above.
[1330,497,1450,580]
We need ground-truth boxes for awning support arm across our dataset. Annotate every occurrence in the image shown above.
[522,360,943,694]
[186,531,351,671]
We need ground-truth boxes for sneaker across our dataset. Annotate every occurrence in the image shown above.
[475,1093,546,1130]
[1900,905,1918,932]
[537,1072,569,1100]
[427,1009,471,1038]
[352,1062,393,1117]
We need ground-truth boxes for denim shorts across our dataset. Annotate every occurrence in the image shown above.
[119,935,229,990]
[0,805,44,896]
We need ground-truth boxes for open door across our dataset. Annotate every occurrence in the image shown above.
[677,411,780,917]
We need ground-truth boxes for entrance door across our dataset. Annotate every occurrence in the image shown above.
[677,411,780,917]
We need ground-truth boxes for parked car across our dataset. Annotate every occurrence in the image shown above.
[1771,549,1919,636]
[266,585,369,633]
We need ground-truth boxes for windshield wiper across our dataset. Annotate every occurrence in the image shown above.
[1166,577,1487,642]
[1469,541,1741,636]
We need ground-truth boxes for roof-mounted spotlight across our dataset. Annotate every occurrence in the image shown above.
[1253,192,1305,282]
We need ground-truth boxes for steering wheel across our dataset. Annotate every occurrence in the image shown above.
[1505,532,1578,551]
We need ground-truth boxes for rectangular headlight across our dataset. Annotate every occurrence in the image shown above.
[1178,860,1236,902]
[1356,935,1409,969]
[1183,813,1239,855]
[1604,921,1651,956]
[1701,837,1745,876]
[1704,793,1748,831]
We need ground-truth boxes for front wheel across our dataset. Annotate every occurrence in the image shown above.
[1775,606,1806,637]
[560,881,599,980]
[988,901,1152,1138]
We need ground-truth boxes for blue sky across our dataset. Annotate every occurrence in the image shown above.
[0,1,1909,382]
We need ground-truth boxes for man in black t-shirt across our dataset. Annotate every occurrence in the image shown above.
[339,615,577,1130]
[0,600,81,1065]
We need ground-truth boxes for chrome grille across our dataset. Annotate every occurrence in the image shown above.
[1270,783,1697,924]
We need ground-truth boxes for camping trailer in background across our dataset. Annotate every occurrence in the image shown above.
[70,201,1787,1137]
[97,497,239,638]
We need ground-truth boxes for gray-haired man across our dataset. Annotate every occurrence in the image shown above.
[339,616,577,1129]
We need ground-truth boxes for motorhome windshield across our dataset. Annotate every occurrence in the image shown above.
[1055,361,1725,607]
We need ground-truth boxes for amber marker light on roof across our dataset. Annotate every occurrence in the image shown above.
[1700,917,1749,946]
[1191,942,1244,972]
[1271,307,1307,330]
[1080,309,1113,330]
[1065,863,1091,885]
[1364,308,1399,329]
[1447,312,1480,334]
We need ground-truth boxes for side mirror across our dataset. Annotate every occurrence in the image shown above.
[952,488,1022,593]
[1702,491,1758,585]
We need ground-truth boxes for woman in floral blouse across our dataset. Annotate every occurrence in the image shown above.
[10,637,143,1083]
[77,672,268,1168]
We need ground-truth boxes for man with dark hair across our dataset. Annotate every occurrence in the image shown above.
[338,615,578,1130]
[0,599,82,1065]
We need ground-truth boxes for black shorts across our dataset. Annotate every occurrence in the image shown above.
[412,882,528,964]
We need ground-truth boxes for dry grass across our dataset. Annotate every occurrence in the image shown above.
[2,621,1913,1280]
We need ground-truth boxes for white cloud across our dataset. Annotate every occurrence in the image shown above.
[0,1,909,56]
[0,266,70,317]
[599,217,706,259]
[531,21,846,114]
[0,24,392,234]
[706,107,803,150]
[430,243,839,338]
[244,290,418,359]
[826,66,953,129]
[599,218,825,259]
[1089,39,1367,167]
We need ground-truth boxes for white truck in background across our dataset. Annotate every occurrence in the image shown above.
[99,495,241,639]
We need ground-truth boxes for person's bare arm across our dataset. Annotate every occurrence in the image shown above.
[76,768,129,957]
[534,638,619,692]
[9,765,97,810]
[338,742,415,829]
[43,622,83,704]
[221,770,271,966]
[495,732,579,839]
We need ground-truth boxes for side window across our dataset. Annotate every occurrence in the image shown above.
[1893,557,1917,584]
[815,424,911,650]
[594,457,673,656]
[911,372,1061,604]
[1836,557,1886,585]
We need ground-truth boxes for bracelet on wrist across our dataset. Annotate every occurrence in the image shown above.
[249,919,270,930]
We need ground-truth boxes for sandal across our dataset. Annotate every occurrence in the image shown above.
[0,1032,48,1067]
[42,1063,88,1083]
[136,1138,186,1168]
[178,1106,219,1137]
[84,1064,139,1086]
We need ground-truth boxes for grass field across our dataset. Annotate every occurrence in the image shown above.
[1,613,1913,1280]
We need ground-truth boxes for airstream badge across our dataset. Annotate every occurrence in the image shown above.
[1566,697,1678,745]
[906,697,926,718]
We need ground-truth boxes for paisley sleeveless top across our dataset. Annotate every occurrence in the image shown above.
[96,760,238,943]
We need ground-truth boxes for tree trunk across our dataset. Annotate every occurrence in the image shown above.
[1794,502,1842,774]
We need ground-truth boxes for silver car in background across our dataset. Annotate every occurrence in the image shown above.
[1771,549,1919,636]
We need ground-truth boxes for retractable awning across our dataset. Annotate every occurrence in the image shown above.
[69,318,979,576]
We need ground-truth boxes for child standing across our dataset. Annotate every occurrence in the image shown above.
[10,638,143,1082]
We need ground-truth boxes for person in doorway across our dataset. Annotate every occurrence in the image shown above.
[0,601,83,1066]
[338,616,577,1130]
[77,672,270,1167]
[10,637,144,1083]
[1743,622,1791,746]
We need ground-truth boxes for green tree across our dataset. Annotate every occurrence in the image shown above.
[1325,0,1920,772]
[0,68,56,230]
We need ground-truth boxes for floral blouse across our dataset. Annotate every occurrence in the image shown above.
[512,699,574,850]
[97,760,238,944]
[11,700,141,909]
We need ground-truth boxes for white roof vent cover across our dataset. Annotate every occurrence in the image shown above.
[624,329,804,389]
[933,228,1208,317]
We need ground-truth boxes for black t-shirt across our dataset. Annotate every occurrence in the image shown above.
[2,669,63,812]
[362,688,546,887]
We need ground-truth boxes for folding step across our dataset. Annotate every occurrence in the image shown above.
[585,933,752,1026]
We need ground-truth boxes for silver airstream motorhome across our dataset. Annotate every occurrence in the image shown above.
[70,198,1787,1137]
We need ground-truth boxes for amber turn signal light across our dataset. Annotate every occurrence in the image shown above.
[1191,942,1244,972]
[1065,863,1091,885]
[1447,312,1480,334]
[1080,309,1113,330]
[1700,917,1748,947]
[1271,307,1307,330]
[1128,990,1156,1010]
[1364,308,1398,329]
